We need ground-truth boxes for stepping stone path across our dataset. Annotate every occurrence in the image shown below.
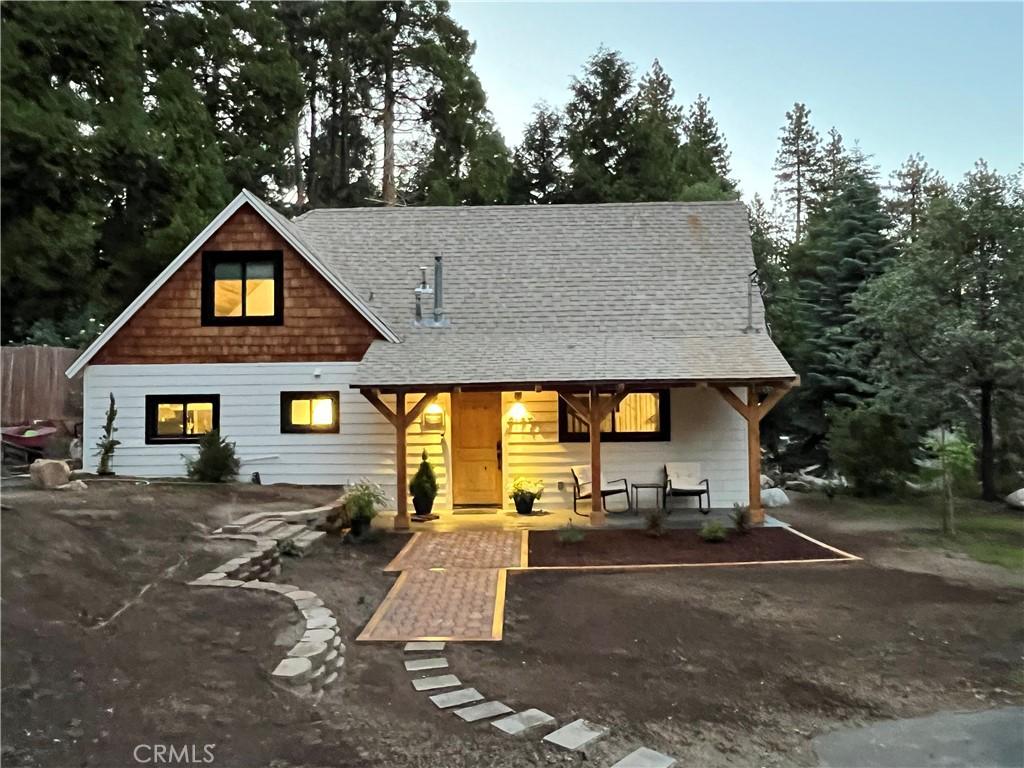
[610,747,677,768]
[402,641,678,767]
[543,719,608,751]
[429,688,484,709]
[453,701,513,722]
[492,708,556,735]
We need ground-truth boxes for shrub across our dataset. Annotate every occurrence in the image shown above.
[698,520,728,542]
[94,393,120,475]
[827,405,917,496]
[732,503,750,534]
[921,428,976,535]
[557,523,585,545]
[409,449,438,504]
[344,480,388,523]
[644,506,666,538]
[184,430,240,482]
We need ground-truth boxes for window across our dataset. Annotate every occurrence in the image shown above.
[201,251,283,325]
[145,395,220,444]
[281,391,340,433]
[558,390,670,442]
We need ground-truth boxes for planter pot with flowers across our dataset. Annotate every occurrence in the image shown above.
[509,477,544,515]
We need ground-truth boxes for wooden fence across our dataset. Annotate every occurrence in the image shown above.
[1,346,83,427]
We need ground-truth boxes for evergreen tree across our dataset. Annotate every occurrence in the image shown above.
[887,153,949,241]
[789,158,896,462]
[616,60,686,201]
[812,127,849,206]
[773,102,822,243]
[855,163,1024,500]
[508,103,565,204]
[563,47,635,203]
[681,94,733,184]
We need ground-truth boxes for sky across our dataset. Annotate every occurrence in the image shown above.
[449,1,1024,201]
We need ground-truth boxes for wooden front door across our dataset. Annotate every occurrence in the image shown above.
[452,392,502,505]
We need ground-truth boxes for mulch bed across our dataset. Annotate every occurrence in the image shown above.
[527,527,848,568]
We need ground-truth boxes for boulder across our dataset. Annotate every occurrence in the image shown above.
[1005,489,1024,510]
[760,474,773,489]
[57,479,88,492]
[29,459,71,489]
[761,487,790,508]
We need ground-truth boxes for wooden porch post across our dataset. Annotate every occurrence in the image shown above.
[588,385,605,526]
[394,391,409,530]
[746,385,764,525]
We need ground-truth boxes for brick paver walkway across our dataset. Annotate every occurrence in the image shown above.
[358,532,524,642]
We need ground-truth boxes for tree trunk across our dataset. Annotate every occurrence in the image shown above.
[979,382,995,501]
[307,89,319,207]
[294,117,306,208]
[940,428,955,536]
[382,55,396,205]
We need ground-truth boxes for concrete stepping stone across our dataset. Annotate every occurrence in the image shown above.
[492,708,557,735]
[187,578,244,588]
[405,640,445,652]
[302,628,335,645]
[429,688,484,709]
[543,719,608,751]
[610,747,677,768]
[453,701,513,722]
[306,616,337,631]
[411,674,461,691]
[271,657,313,686]
[404,657,448,672]
[302,607,334,620]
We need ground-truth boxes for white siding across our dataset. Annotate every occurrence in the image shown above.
[84,364,748,511]
[501,387,749,511]
[83,363,453,507]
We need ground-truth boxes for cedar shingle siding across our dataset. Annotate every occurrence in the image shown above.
[93,205,380,364]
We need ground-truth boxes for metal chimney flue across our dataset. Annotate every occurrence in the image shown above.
[413,266,432,324]
[432,255,445,323]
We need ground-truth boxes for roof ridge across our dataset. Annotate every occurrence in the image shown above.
[299,199,744,215]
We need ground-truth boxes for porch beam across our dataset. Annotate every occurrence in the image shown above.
[596,386,631,421]
[403,390,440,428]
[757,384,792,421]
[745,385,764,525]
[360,388,398,428]
[714,386,751,419]
[557,391,592,424]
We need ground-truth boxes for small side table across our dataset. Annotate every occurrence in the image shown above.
[630,482,664,514]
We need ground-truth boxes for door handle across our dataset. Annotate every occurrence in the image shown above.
[496,440,502,471]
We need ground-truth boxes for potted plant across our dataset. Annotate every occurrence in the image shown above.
[344,480,387,539]
[509,477,544,515]
[95,393,120,476]
[409,450,438,517]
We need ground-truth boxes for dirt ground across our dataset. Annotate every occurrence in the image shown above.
[2,483,1022,768]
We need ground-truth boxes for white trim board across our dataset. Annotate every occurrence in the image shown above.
[65,190,399,378]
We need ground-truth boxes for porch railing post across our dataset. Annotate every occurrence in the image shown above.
[589,385,606,526]
[747,385,764,525]
[395,390,409,531]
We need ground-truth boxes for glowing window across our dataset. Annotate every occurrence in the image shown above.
[558,391,670,442]
[281,392,339,433]
[203,252,282,325]
[146,395,220,444]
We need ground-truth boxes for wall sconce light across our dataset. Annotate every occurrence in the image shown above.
[508,391,530,424]
[421,401,446,431]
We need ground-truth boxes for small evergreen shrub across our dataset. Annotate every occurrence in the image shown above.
[557,522,585,545]
[95,393,120,475]
[409,450,438,512]
[644,506,666,538]
[184,430,240,482]
[732,503,750,534]
[698,520,728,542]
[827,405,917,496]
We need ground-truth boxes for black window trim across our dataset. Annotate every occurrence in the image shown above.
[280,391,341,434]
[201,250,285,326]
[557,389,671,443]
[145,394,221,445]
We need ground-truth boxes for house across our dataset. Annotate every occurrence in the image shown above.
[67,191,797,528]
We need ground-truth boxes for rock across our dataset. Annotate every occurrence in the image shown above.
[761,488,790,508]
[29,459,71,489]
[57,479,88,492]
[1005,489,1024,510]
[271,657,313,686]
[760,474,773,489]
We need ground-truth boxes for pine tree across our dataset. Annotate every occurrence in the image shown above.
[681,94,732,182]
[563,47,635,203]
[773,102,822,243]
[887,153,949,241]
[508,103,565,204]
[813,127,849,206]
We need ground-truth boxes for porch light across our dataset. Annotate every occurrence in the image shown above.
[508,392,530,424]
[421,401,445,431]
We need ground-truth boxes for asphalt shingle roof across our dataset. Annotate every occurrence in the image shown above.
[292,201,795,387]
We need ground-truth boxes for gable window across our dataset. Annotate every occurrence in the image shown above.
[281,391,340,433]
[558,390,670,442]
[201,251,284,325]
[145,395,220,444]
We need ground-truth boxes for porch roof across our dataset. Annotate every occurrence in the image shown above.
[348,330,795,390]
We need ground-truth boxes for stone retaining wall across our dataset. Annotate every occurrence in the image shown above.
[187,534,343,697]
